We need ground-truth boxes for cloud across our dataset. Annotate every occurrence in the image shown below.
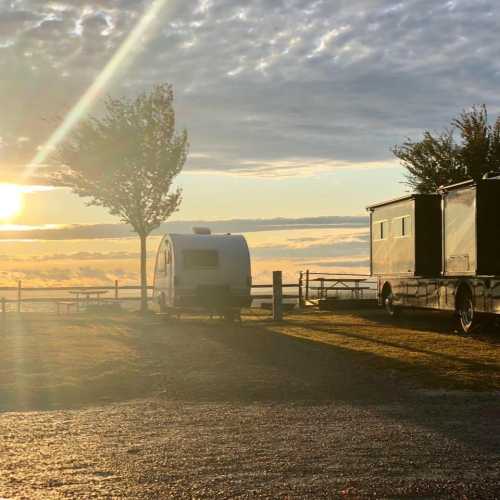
[1,0,500,179]
[0,216,368,240]
[0,251,145,262]
[303,258,370,268]
[3,265,138,286]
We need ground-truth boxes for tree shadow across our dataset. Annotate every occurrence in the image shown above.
[329,307,500,342]
[184,317,499,453]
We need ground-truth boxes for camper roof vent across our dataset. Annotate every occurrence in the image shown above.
[192,227,211,235]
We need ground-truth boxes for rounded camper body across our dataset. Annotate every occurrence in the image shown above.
[153,232,252,314]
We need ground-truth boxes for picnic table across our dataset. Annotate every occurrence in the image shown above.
[69,290,109,311]
[310,277,371,300]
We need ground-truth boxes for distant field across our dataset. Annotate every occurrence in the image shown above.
[0,307,498,412]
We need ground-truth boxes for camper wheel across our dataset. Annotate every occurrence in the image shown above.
[382,283,400,317]
[456,284,479,334]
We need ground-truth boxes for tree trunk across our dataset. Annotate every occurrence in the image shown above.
[140,233,148,313]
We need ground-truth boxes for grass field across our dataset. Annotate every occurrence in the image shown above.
[0,307,498,412]
[259,308,500,392]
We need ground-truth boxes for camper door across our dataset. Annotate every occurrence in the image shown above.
[156,240,173,306]
[164,241,173,305]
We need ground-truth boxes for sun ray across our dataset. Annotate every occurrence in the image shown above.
[22,0,172,181]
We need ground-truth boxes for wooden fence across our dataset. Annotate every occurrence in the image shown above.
[0,280,151,315]
[0,271,376,320]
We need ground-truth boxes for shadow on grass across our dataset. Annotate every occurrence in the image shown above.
[1,311,498,414]
[330,307,500,342]
[287,321,499,374]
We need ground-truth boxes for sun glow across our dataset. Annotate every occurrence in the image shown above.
[0,184,23,220]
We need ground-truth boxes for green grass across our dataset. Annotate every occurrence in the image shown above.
[256,308,500,391]
[0,313,147,410]
[0,308,498,412]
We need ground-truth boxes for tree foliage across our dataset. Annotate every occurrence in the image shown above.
[55,84,188,310]
[55,84,188,236]
[393,105,500,193]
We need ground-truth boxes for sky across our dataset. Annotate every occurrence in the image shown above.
[2,0,500,227]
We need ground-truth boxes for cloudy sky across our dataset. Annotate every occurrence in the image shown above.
[1,0,500,224]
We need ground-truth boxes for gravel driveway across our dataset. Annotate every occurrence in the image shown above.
[0,314,498,498]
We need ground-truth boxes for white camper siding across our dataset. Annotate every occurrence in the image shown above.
[371,199,415,276]
[171,234,250,294]
[153,233,251,311]
[443,186,477,275]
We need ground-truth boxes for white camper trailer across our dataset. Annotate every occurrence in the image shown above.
[153,229,252,318]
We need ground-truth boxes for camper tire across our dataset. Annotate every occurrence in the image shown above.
[382,283,400,318]
[456,285,479,334]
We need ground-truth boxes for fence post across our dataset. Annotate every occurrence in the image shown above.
[272,271,283,322]
[305,269,310,302]
[17,280,22,313]
[115,280,119,300]
[298,271,304,308]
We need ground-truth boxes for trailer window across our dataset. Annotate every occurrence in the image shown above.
[158,250,166,273]
[374,220,388,240]
[402,215,411,236]
[393,215,412,238]
[183,250,219,269]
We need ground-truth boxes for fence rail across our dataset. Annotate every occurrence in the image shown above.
[0,270,376,317]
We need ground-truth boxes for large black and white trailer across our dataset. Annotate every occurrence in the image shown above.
[367,178,500,333]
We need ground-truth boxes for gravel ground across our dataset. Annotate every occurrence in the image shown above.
[0,314,499,498]
[0,395,499,499]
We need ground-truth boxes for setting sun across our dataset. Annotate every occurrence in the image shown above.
[0,184,23,220]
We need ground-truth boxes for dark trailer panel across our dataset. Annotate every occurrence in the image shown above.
[367,194,442,277]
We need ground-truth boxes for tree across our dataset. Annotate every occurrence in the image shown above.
[55,84,188,311]
[392,130,466,194]
[393,105,500,193]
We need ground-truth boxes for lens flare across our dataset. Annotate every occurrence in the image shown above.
[0,184,23,220]
[22,0,171,181]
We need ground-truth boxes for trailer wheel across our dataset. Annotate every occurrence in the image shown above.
[382,285,400,317]
[456,286,478,334]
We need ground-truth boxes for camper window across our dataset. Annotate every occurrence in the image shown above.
[183,249,219,269]
[374,220,388,240]
[393,215,412,238]
[158,250,166,273]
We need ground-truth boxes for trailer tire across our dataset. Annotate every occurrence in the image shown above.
[456,285,479,334]
[382,284,400,318]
